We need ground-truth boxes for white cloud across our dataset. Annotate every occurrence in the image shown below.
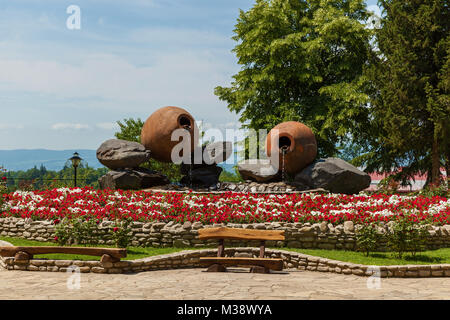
[51,123,89,130]
[0,49,235,120]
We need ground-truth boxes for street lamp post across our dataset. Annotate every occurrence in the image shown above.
[69,152,82,187]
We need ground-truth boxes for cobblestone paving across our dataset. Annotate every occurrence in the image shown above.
[0,268,449,300]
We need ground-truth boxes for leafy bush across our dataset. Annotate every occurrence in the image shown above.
[0,166,8,209]
[110,218,133,248]
[414,182,449,198]
[54,218,100,246]
[386,218,428,259]
[54,217,133,248]
[376,176,401,195]
[219,166,243,183]
[356,222,381,257]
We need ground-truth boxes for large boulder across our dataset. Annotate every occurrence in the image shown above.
[178,141,231,188]
[181,165,223,188]
[238,159,281,183]
[294,158,371,194]
[98,167,169,190]
[96,139,151,170]
[202,141,233,165]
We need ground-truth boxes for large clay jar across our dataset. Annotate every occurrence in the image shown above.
[266,121,317,175]
[141,106,199,163]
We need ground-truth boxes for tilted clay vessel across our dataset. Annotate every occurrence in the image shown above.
[266,121,317,175]
[141,106,199,163]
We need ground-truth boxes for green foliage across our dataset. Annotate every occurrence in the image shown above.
[54,218,99,246]
[110,218,133,248]
[386,218,428,259]
[54,217,133,248]
[115,118,145,143]
[115,118,182,182]
[375,175,402,195]
[356,222,381,257]
[215,0,374,158]
[0,166,7,208]
[412,182,450,198]
[219,166,244,183]
[356,0,450,185]
[4,165,108,191]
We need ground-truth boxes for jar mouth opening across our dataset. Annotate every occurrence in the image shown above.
[279,135,293,153]
[178,114,192,131]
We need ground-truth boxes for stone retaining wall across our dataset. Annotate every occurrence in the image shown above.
[1,217,450,251]
[1,248,450,278]
[160,181,314,193]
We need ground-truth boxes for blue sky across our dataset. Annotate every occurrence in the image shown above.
[0,0,380,150]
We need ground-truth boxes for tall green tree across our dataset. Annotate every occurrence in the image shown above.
[215,0,374,157]
[115,118,182,182]
[357,0,450,185]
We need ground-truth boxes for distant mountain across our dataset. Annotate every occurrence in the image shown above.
[0,149,237,172]
[0,149,102,171]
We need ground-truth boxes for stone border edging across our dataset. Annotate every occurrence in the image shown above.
[2,217,450,251]
[1,248,449,278]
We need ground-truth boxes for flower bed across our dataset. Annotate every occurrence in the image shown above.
[1,187,449,225]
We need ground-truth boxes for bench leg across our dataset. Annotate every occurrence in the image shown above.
[14,251,32,262]
[250,266,270,274]
[206,264,227,272]
[100,254,120,264]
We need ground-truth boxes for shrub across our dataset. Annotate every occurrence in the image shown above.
[54,217,100,246]
[110,218,133,248]
[386,218,428,259]
[356,222,381,257]
[0,168,7,209]
[376,176,401,195]
[414,182,449,198]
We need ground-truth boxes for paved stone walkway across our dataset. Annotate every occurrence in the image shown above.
[0,268,449,299]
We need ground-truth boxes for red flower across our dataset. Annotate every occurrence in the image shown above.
[1,177,6,181]
[54,236,58,241]
[113,227,119,232]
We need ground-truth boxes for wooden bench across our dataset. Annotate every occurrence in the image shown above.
[0,246,127,263]
[198,227,285,273]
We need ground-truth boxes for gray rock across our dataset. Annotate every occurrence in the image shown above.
[202,141,233,165]
[182,141,232,169]
[180,165,222,188]
[98,167,169,190]
[238,159,281,182]
[294,158,371,194]
[97,139,151,170]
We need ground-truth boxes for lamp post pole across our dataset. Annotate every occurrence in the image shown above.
[74,165,78,187]
[69,152,82,188]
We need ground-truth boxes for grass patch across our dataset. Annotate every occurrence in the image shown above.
[0,237,196,261]
[2,236,449,265]
[281,248,450,265]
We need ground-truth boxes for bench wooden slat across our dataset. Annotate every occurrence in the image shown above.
[198,227,285,241]
[0,246,127,259]
[199,257,283,271]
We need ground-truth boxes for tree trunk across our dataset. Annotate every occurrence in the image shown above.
[431,135,440,186]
